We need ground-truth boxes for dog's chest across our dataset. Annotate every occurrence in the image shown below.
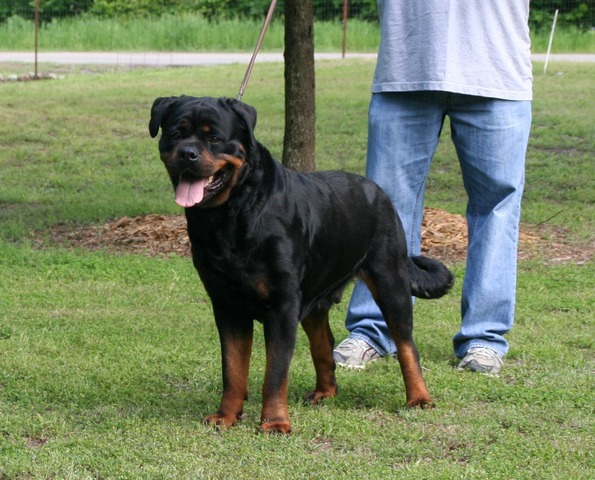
[192,234,289,307]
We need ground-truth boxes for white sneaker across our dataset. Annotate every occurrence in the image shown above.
[332,337,383,369]
[458,347,503,374]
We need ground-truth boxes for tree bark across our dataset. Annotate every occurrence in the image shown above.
[283,0,316,172]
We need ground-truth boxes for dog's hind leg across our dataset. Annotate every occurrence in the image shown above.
[301,309,338,405]
[361,265,434,409]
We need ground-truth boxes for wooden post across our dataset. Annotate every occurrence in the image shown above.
[34,0,39,78]
[342,0,349,58]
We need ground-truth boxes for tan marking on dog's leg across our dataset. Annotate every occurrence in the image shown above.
[301,311,337,404]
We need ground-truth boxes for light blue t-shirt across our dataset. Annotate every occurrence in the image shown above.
[372,0,533,101]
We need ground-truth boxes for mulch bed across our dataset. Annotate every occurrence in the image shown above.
[40,208,593,265]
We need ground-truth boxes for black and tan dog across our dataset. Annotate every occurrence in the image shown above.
[149,96,454,434]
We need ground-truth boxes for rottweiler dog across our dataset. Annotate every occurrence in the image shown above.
[149,96,454,434]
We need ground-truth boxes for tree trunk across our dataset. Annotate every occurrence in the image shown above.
[283,0,316,172]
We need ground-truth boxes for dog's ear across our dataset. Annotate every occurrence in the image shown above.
[227,99,257,133]
[223,98,258,147]
[149,96,178,138]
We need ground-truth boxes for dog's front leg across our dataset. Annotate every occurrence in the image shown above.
[203,311,253,429]
[259,314,299,434]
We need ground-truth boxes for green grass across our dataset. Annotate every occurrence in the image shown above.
[0,14,594,53]
[0,60,593,478]
[531,26,595,53]
[0,15,376,53]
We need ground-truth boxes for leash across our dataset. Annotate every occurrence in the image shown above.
[236,0,279,101]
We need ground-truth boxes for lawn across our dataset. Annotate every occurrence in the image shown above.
[0,60,593,479]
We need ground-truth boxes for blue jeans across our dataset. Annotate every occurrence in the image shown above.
[346,91,532,358]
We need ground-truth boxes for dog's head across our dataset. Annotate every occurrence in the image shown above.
[149,96,257,208]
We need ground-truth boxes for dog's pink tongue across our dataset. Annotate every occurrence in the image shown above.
[175,178,205,207]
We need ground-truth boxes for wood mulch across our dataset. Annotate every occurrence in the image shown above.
[40,208,592,266]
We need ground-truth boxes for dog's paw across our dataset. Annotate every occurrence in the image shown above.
[406,397,435,409]
[259,419,292,435]
[302,387,337,405]
[203,413,241,429]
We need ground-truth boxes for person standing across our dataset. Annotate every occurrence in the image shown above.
[333,0,533,374]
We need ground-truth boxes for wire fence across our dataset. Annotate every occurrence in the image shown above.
[0,0,593,75]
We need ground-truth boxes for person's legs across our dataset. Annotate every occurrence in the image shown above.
[341,92,446,359]
[448,96,531,360]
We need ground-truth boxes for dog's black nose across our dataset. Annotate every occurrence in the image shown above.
[178,145,199,162]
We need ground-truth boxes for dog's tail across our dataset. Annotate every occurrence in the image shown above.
[408,256,455,299]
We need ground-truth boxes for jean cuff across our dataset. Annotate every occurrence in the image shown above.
[349,332,392,357]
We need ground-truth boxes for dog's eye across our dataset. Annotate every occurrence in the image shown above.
[171,131,181,140]
[207,135,221,145]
